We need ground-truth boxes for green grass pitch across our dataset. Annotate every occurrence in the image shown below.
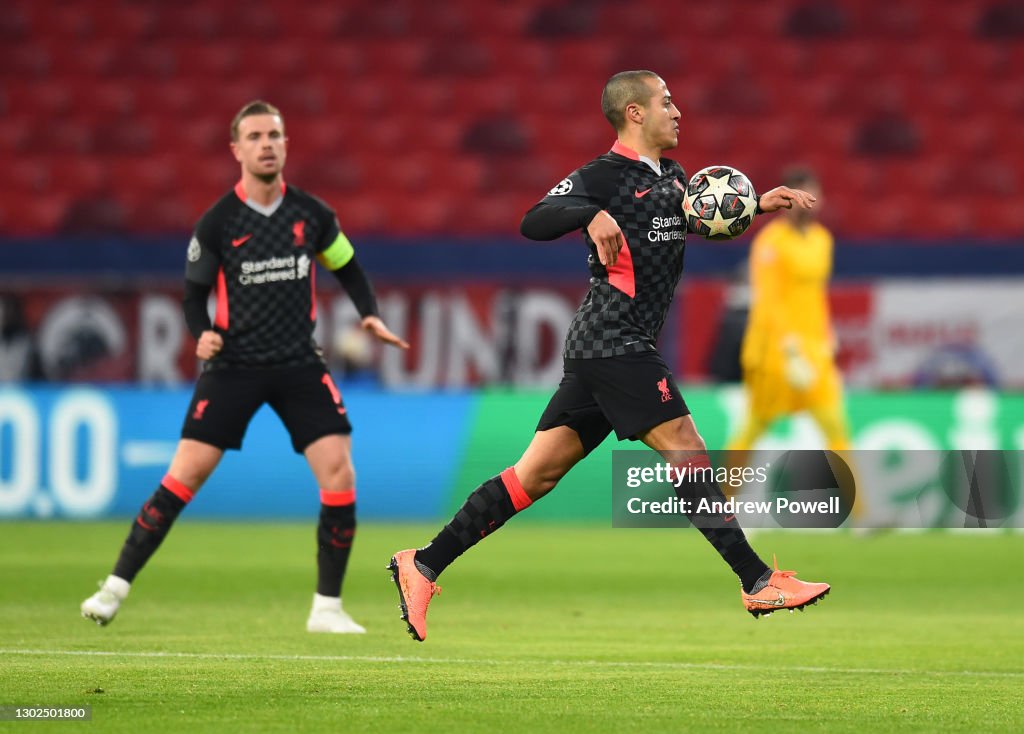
[1,521,1021,732]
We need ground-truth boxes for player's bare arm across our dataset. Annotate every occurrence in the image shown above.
[587,210,624,267]
[361,315,410,350]
[758,186,817,212]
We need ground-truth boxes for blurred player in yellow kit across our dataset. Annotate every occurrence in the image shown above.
[727,167,852,453]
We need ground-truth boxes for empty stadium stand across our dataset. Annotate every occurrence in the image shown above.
[1,0,1021,237]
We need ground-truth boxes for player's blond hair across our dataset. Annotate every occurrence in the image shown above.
[601,70,660,131]
[230,100,284,141]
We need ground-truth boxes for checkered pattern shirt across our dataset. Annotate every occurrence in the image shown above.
[524,142,688,359]
[185,182,340,370]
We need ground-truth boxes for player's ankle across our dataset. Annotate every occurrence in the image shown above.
[412,556,438,582]
[744,568,773,595]
[103,575,131,599]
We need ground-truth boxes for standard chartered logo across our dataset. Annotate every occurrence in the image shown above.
[239,255,310,285]
[648,215,685,242]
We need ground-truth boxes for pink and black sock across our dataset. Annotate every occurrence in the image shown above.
[672,455,770,593]
[414,467,532,581]
[112,475,193,582]
[317,489,356,597]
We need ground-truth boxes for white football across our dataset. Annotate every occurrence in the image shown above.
[682,165,757,240]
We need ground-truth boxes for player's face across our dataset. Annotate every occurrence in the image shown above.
[642,77,680,151]
[231,114,288,179]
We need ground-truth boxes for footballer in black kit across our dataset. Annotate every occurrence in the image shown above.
[181,180,368,452]
[389,71,830,643]
[526,140,691,452]
[81,101,408,635]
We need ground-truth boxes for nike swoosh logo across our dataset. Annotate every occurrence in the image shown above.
[723,514,735,522]
[635,188,653,198]
[749,593,786,607]
[232,234,253,247]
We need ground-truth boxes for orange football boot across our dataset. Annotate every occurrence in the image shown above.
[388,549,441,641]
[742,555,830,618]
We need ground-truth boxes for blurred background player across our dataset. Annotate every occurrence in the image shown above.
[727,167,852,454]
[725,167,862,520]
[80,101,408,634]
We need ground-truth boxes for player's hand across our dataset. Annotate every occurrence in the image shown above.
[196,330,223,361]
[362,315,410,349]
[587,210,625,267]
[759,186,817,213]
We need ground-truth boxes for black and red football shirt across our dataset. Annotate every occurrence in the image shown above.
[185,181,341,369]
[522,141,688,359]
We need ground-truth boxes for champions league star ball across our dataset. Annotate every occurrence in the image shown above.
[682,165,757,240]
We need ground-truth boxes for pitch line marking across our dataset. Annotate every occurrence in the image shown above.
[1,648,1022,679]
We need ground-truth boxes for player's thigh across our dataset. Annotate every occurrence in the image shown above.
[514,425,588,499]
[181,369,268,451]
[304,433,354,492]
[573,351,690,443]
[166,439,225,491]
[535,368,613,457]
[268,365,352,453]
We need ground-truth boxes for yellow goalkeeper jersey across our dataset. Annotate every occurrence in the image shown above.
[741,218,835,372]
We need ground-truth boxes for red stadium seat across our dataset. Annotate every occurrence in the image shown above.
[173,43,242,78]
[487,38,550,77]
[6,154,44,193]
[0,190,70,234]
[332,192,392,235]
[7,41,51,79]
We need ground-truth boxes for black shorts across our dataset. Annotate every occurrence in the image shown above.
[181,364,351,453]
[536,350,690,455]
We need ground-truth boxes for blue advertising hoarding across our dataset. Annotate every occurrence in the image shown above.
[0,386,472,520]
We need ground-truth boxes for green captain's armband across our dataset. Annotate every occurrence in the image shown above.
[316,231,355,270]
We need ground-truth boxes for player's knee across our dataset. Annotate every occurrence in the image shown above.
[517,466,563,499]
[675,426,707,453]
[324,456,355,492]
